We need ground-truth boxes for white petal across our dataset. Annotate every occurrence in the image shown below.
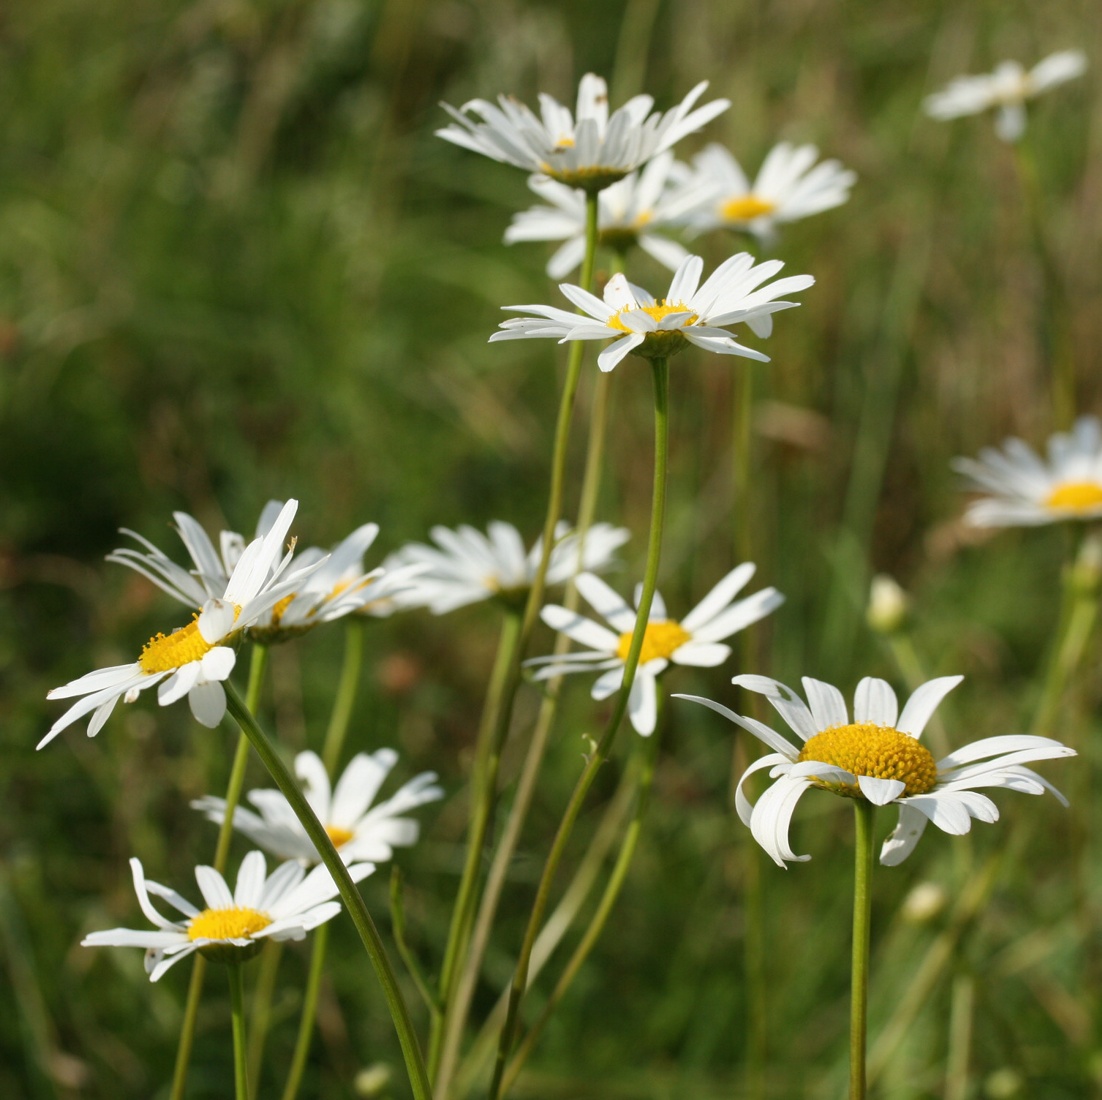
[879,805,929,866]
[857,776,906,805]
[801,677,848,729]
[854,677,899,727]
[897,676,963,738]
[750,775,813,867]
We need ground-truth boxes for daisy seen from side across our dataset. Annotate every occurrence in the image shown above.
[82,851,374,981]
[676,674,1074,867]
[527,564,783,736]
[490,253,814,372]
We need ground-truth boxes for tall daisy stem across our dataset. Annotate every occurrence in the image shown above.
[322,619,366,774]
[850,800,876,1100]
[224,684,432,1100]
[279,922,330,1100]
[228,962,250,1100]
[487,356,670,1100]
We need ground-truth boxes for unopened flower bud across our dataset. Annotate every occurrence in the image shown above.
[901,881,947,923]
[867,574,909,635]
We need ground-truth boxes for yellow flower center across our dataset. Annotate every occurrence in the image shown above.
[607,300,698,334]
[326,824,355,848]
[720,194,777,223]
[187,906,272,942]
[554,135,575,149]
[797,723,938,799]
[139,616,212,674]
[616,620,692,663]
[1045,481,1102,513]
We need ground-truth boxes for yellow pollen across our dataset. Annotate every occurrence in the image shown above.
[554,135,575,149]
[326,824,355,847]
[720,194,777,222]
[607,300,698,334]
[270,593,295,624]
[616,620,691,663]
[798,723,938,799]
[1045,481,1102,513]
[138,616,213,674]
[187,906,272,942]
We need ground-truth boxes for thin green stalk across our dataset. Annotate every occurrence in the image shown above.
[170,644,269,1100]
[246,941,283,1098]
[850,800,876,1100]
[223,685,432,1100]
[322,619,365,774]
[944,973,974,1100]
[487,357,670,1100]
[228,962,250,1100]
[279,922,330,1100]
[501,727,660,1092]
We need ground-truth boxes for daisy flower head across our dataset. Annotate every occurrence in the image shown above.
[193,748,443,865]
[504,152,708,278]
[952,416,1102,527]
[387,520,630,615]
[924,49,1087,142]
[490,253,814,373]
[42,501,307,748]
[82,851,374,981]
[528,564,784,736]
[685,142,856,243]
[676,675,1074,867]
[437,73,729,193]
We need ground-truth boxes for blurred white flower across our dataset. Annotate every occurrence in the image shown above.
[491,253,813,372]
[953,416,1102,526]
[528,564,783,736]
[866,574,910,635]
[677,675,1073,867]
[924,50,1087,141]
[437,73,729,191]
[81,851,373,981]
[193,749,442,865]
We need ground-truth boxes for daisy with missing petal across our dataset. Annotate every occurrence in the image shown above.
[528,564,783,736]
[490,253,814,372]
[953,415,1102,526]
[438,73,729,192]
[924,49,1087,142]
[42,501,308,747]
[389,520,629,615]
[505,152,708,278]
[684,142,856,243]
[676,675,1074,867]
[82,851,374,981]
[193,749,443,865]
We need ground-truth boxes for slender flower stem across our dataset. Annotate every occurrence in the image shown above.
[322,619,365,774]
[170,644,269,1100]
[487,357,670,1100]
[228,962,250,1100]
[223,684,432,1100]
[279,922,330,1100]
[246,942,283,1097]
[850,800,876,1100]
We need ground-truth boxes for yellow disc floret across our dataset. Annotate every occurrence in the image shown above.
[138,617,214,674]
[797,722,938,799]
[607,300,699,334]
[720,194,777,223]
[616,620,692,664]
[326,824,355,848]
[187,906,272,942]
[1045,481,1102,513]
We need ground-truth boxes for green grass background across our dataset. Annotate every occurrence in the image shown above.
[1,0,1100,1096]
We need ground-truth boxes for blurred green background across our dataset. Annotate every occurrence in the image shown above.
[2,0,1100,1096]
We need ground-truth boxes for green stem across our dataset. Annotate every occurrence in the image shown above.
[850,800,875,1100]
[228,962,250,1100]
[170,644,269,1100]
[223,685,432,1100]
[487,357,670,1100]
[322,619,365,775]
[246,941,283,1098]
[279,922,330,1100]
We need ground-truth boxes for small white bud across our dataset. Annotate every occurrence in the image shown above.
[901,881,947,923]
[867,574,909,634]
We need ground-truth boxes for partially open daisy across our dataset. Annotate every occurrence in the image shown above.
[388,520,629,615]
[684,142,856,242]
[193,748,443,865]
[953,416,1102,527]
[438,73,729,192]
[490,253,813,372]
[924,49,1087,142]
[81,851,374,981]
[505,152,707,278]
[527,564,783,736]
[676,675,1074,867]
[42,501,308,747]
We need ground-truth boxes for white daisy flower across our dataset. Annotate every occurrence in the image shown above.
[527,564,784,736]
[504,152,708,278]
[81,851,374,981]
[437,73,729,192]
[924,49,1087,142]
[952,416,1102,527]
[490,253,814,372]
[684,142,856,242]
[388,520,630,615]
[42,501,308,747]
[676,675,1074,867]
[192,748,443,865]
